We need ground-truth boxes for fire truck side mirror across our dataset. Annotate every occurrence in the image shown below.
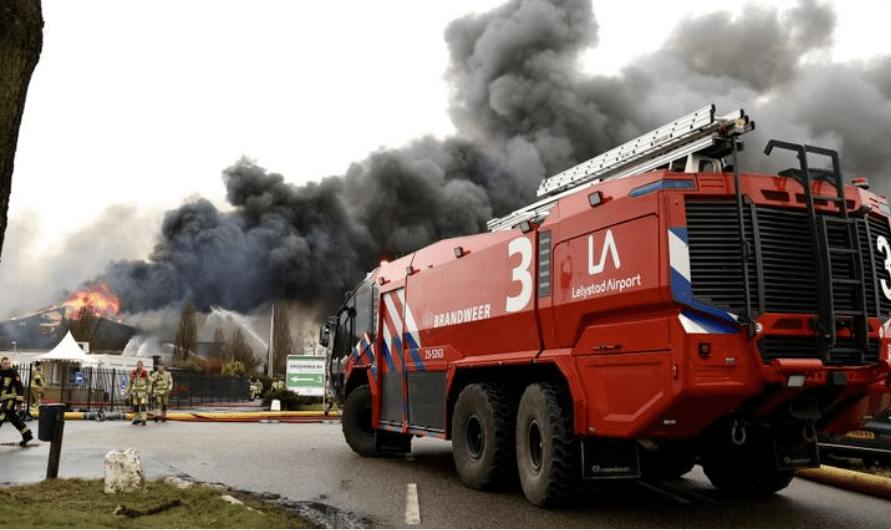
[319,323,331,348]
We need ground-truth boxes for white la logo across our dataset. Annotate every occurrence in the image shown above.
[588,229,621,275]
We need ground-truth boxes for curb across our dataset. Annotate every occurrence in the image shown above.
[796,465,891,500]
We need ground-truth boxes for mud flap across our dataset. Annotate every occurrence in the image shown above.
[774,428,820,470]
[581,438,641,479]
[777,395,822,470]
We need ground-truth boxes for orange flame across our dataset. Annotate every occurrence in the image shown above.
[62,282,122,321]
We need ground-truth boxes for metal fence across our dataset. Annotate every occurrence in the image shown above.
[22,365,251,412]
[168,372,252,408]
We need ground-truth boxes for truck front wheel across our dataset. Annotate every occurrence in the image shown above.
[452,383,517,489]
[516,382,578,506]
[342,384,378,456]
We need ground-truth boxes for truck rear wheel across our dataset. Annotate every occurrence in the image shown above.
[342,385,378,456]
[701,453,794,494]
[516,382,578,506]
[452,383,517,490]
[700,427,795,495]
[640,442,696,479]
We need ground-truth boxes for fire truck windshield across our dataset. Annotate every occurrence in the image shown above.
[330,280,377,363]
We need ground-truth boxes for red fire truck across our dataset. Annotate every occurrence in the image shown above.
[320,104,891,506]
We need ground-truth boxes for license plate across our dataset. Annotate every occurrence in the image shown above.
[845,430,876,440]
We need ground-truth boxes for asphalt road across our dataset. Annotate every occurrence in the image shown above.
[2,417,890,528]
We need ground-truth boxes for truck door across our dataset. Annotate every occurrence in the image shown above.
[379,287,408,429]
[381,285,448,433]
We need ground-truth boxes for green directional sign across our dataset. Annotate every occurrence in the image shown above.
[286,355,326,397]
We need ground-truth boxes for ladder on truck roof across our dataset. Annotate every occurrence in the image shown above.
[487,104,754,232]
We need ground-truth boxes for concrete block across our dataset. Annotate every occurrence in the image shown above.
[104,448,145,493]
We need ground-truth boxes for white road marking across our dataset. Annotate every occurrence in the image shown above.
[405,483,421,525]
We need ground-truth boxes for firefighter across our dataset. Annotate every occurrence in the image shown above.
[272,378,285,392]
[126,360,151,426]
[0,356,34,446]
[249,378,263,400]
[150,362,173,422]
[29,361,44,410]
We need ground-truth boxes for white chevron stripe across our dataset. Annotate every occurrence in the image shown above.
[668,229,690,281]
[384,291,403,332]
[678,313,710,334]
[401,290,421,348]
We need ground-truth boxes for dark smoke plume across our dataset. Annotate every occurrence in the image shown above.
[97,0,891,320]
[105,163,373,314]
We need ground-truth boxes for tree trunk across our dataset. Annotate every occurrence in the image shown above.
[174,300,198,362]
[0,1,43,258]
[273,303,291,375]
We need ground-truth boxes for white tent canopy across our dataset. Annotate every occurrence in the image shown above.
[36,331,98,366]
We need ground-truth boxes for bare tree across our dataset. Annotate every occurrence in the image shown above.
[208,327,226,359]
[0,1,43,258]
[291,325,306,357]
[225,328,259,370]
[68,304,98,345]
[173,300,198,363]
[272,304,291,376]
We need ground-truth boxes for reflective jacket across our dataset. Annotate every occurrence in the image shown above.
[127,368,151,397]
[30,366,44,389]
[151,370,173,396]
[0,368,25,408]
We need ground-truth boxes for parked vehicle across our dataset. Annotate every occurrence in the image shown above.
[820,407,891,467]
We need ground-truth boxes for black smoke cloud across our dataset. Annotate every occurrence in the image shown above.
[105,164,374,313]
[665,1,835,92]
[445,0,648,187]
[100,0,891,317]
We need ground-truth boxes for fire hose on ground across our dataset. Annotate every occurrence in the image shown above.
[796,465,891,500]
[30,408,341,423]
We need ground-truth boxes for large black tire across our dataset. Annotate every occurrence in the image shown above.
[515,382,579,507]
[452,383,517,490]
[701,453,794,494]
[640,442,696,480]
[342,385,378,457]
[700,429,795,495]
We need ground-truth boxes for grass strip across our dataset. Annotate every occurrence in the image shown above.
[0,478,315,528]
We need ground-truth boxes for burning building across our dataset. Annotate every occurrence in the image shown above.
[0,282,136,352]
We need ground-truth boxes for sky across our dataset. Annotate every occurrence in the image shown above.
[2,0,890,325]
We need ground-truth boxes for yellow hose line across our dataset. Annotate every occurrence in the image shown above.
[796,465,891,500]
[32,410,340,421]
[165,411,341,421]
